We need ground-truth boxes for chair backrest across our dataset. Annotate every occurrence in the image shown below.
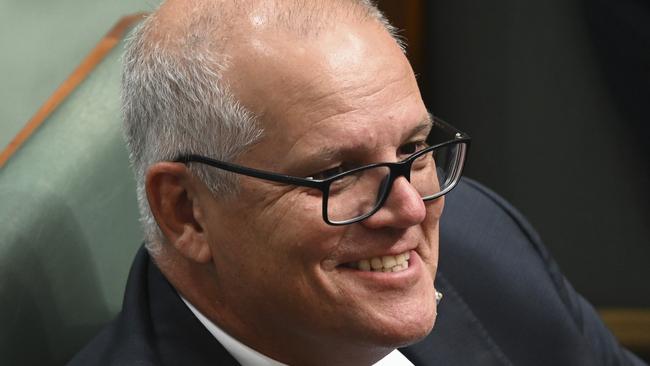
[0,15,144,365]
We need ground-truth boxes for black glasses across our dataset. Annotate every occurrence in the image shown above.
[175,117,470,225]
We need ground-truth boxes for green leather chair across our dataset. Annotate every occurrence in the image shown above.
[0,16,143,365]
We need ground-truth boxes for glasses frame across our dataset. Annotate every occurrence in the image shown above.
[174,117,471,225]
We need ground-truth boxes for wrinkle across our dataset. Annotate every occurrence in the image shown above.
[281,85,418,161]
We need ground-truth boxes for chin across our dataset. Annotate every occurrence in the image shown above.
[359,299,437,349]
[391,311,437,347]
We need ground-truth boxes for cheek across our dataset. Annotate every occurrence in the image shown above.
[255,192,348,295]
[421,197,443,245]
[427,196,445,221]
[263,190,333,247]
[217,188,339,273]
[419,197,443,270]
[211,195,347,324]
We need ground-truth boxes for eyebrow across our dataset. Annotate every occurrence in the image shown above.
[407,113,434,139]
[306,114,435,163]
[309,145,341,165]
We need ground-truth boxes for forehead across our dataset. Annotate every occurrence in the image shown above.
[225,19,427,167]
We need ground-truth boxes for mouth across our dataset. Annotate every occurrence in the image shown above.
[341,250,411,273]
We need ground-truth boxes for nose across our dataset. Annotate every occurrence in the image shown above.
[361,176,427,229]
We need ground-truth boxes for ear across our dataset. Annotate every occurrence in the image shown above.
[145,162,213,264]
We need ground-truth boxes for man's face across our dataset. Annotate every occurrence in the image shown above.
[200,20,442,355]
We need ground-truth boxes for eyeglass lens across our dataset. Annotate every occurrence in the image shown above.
[326,142,465,224]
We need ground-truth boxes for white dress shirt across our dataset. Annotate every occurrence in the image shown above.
[181,297,414,366]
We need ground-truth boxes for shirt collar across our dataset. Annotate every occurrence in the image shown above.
[181,296,413,366]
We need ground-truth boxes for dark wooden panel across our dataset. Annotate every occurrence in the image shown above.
[375,1,424,76]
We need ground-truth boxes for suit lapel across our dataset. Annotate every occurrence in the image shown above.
[121,248,241,365]
[401,273,512,366]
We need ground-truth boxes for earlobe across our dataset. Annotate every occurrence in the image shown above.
[145,162,213,264]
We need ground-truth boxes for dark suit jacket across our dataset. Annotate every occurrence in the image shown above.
[69,179,645,365]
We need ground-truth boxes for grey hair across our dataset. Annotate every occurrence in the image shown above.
[122,0,405,254]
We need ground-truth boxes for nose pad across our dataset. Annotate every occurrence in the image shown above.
[375,163,411,205]
[376,175,391,203]
[364,176,426,229]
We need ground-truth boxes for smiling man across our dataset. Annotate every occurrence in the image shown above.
[86,0,459,364]
[68,0,646,365]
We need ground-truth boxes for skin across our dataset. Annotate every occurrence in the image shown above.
[146,4,444,366]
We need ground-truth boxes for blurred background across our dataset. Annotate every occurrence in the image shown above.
[377,0,650,359]
[377,0,650,305]
[1,0,648,361]
[0,0,154,150]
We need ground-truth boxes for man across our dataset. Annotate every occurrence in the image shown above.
[70,0,645,365]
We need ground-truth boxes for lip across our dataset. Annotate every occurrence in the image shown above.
[335,250,423,289]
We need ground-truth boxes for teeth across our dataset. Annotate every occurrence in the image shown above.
[349,251,411,273]
[381,256,397,268]
[358,259,371,271]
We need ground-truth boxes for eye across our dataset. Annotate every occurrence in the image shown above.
[307,165,348,180]
[398,140,428,156]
